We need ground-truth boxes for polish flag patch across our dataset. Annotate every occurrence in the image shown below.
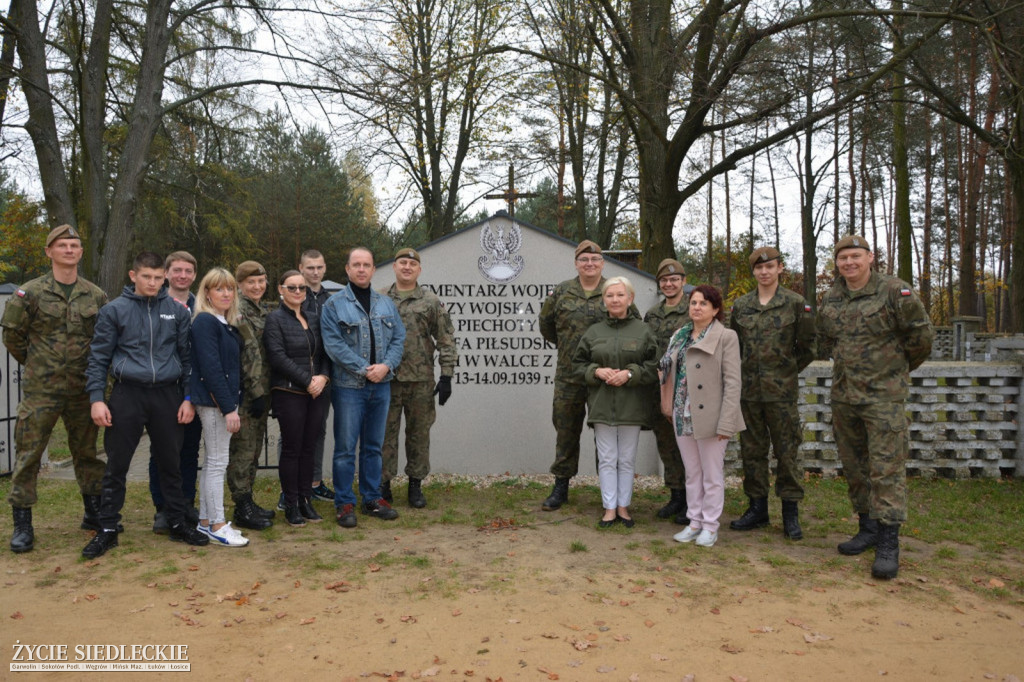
[899,288,912,297]
[16,289,26,297]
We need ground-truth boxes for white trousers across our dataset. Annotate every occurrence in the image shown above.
[197,406,232,525]
[594,424,641,510]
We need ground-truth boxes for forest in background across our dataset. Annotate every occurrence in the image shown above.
[1,0,1021,331]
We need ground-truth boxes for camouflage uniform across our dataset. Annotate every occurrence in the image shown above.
[381,283,457,481]
[818,271,933,524]
[228,295,270,502]
[539,276,607,478]
[644,300,690,489]
[2,273,108,507]
[729,286,816,501]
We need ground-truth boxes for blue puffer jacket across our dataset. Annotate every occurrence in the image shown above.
[86,285,192,403]
[189,312,242,414]
[320,284,405,388]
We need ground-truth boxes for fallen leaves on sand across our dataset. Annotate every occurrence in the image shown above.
[650,653,668,661]
[803,632,833,643]
[750,625,775,633]
[478,517,518,532]
[129,604,154,614]
[452,609,462,616]
[10,612,23,619]
[400,615,417,623]
[596,665,615,673]
[536,666,559,679]
[325,580,351,592]
[300,617,315,625]
[368,564,382,573]
[720,643,743,654]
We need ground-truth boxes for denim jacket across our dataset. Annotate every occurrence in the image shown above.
[320,285,406,388]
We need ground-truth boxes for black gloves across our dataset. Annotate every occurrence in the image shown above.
[434,375,453,406]
[248,395,266,418]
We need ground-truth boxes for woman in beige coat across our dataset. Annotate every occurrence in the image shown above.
[659,285,744,547]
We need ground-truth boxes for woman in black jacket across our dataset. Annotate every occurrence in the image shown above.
[264,270,330,526]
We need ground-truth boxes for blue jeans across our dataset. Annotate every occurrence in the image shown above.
[331,383,390,507]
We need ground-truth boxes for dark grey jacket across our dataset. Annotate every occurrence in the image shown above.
[86,285,192,403]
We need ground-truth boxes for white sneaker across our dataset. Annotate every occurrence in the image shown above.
[196,522,212,538]
[208,522,249,547]
[695,529,718,547]
[674,526,701,543]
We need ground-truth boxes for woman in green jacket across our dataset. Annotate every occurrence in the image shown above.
[573,277,659,528]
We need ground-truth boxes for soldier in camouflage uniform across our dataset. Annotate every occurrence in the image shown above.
[728,247,816,540]
[2,225,108,553]
[228,261,275,530]
[818,235,933,580]
[644,258,690,523]
[538,240,608,510]
[381,248,458,508]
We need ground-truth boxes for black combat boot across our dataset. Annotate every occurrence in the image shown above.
[381,480,393,504]
[729,497,769,531]
[252,497,276,520]
[781,500,803,540]
[408,478,427,508]
[542,477,570,511]
[838,512,879,555]
[10,507,34,554]
[656,488,686,519]
[871,523,901,579]
[81,494,102,531]
[673,506,690,525]
[233,495,273,531]
[82,495,124,533]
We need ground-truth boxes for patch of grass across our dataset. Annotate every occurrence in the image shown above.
[569,540,588,553]
[761,552,796,568]
[934,546,959,560]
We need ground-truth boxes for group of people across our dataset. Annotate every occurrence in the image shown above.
[4,224,932,579]
[539,237,933,579]
[3,229,456,559]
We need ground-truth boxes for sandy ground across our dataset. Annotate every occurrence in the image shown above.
[3,491,1023,682]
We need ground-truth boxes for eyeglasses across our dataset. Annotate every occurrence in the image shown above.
[283,285,308,293]
[576,256,604,264]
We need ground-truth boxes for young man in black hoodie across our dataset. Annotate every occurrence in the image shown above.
[81,252,210,558]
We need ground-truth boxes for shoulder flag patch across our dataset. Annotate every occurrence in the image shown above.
[804,304,812,312]
[899,288,912,297]
[16,289,26,297]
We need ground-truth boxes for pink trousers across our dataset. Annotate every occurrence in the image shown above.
[674,433,728,533]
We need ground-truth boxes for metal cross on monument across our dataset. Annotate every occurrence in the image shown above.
[486,164,539,219]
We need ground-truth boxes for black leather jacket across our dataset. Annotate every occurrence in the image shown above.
[263,305,328,393]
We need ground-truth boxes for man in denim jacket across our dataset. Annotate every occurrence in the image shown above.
[321,247,406,528]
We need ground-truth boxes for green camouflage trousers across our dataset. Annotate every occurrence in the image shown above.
[8,392,103,507]
[382,380,436,482]
[739,400,804,500]
[550,381,588,479]
[651,390,685,490]
[832,401,909,524]
[227,400,268,502]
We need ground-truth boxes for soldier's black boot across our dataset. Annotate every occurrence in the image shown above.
[381,480,393,504]
[10,507,34,554]
[673,505,690,525]
[838,512,879,555]
[81,494,102,531]
[542,477,570,511]
[871,523,900,579]
[252,497,276,520]
[233,495,273,531]
[729,497,769,531]
[408,478,427,509]
[656,488,686,519]
[781,500,803,540]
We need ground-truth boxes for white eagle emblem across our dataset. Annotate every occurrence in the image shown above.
[478,219,525,283]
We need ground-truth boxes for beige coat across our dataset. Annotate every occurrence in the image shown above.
[660,321,745,440]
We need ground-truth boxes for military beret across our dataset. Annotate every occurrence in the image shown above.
[834,234,872,258]
[46,224,81,247]
[235,260,267,282]
[574,240,602,258]
[656,258,685,280]
[748,246,781,267]
[395,247,421,262]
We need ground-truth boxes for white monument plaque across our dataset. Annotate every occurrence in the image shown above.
[373,213,662,476]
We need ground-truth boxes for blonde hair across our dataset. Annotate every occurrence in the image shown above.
[602,276,635,298]
[194,267,239,322]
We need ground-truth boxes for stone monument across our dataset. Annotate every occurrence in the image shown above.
[373,212,662,476]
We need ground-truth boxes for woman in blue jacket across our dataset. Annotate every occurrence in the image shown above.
[264,270,330,526]
[190,268,247,547]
